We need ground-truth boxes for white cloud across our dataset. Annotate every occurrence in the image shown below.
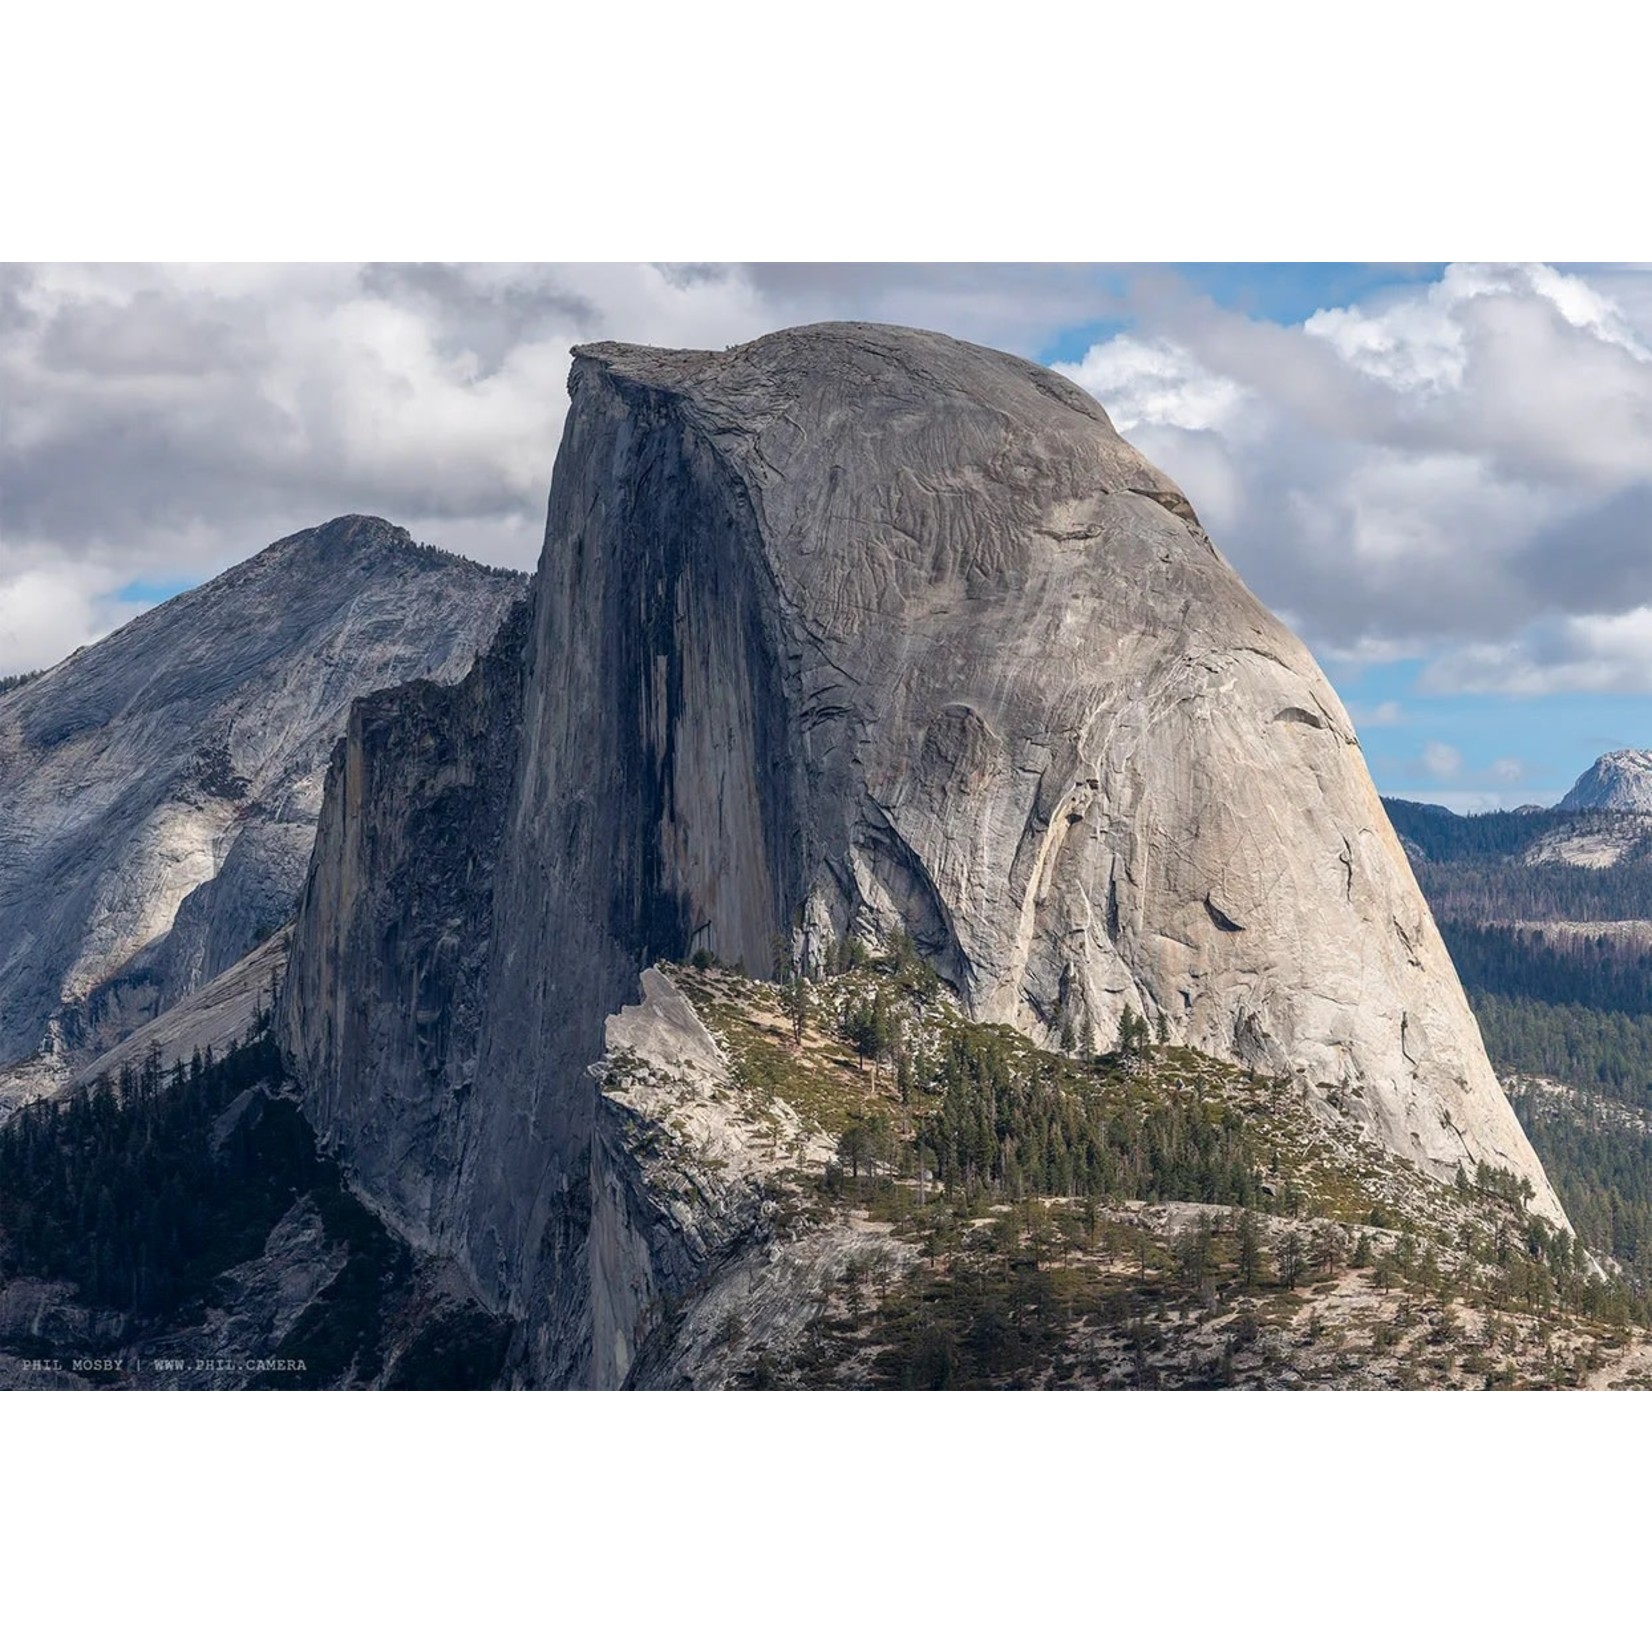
[1303,262,1652,401]
[1070,263,1652,672]
[0,262,798,672]
[1304,279,1469,395]
[1348,699,1406,727]
[6,259,1652,692]
[1396,743,1537,793]
[0,261,1159,674]
[1420,741,1464,781]
[1050,335,1249,432]
[1421,606,1652,696]
[0,558,146,674]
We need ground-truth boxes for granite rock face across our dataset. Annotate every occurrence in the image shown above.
[281,323,1567,1386]
[1559,750,1652,812]
[1523,815,1652,870]
[280,596,531,1248]
[66,928,291,1100]
[584,967,906,1390]
[0,517,524,1111]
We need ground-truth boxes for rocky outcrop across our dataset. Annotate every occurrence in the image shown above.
[1523,816,1652,869]
[280,597,531,1246]
[1560,750,1652,812]
[584,967,906,1389]
[0,517,525,1110]
[280,322,1567,1388]
[66,928,290,1099]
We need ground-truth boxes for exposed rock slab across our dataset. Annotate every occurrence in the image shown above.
[1523,816,1652,869]
[585,967,910,1390]
[60,928,290,1106]
[1560,749,1652,812]
[281,322,1567,1388]
[0,516,524,1106]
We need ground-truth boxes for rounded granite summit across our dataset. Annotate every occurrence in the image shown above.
[1560,749,1652,812]
[283,316,1568,1368]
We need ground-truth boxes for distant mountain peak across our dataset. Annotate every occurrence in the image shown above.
[1559,750,1652,812]
[249,515,509,578]
[0,520,527,1112]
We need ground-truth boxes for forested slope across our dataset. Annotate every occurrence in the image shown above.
[1385,795,1652,1281]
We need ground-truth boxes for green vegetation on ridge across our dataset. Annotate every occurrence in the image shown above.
[0,1031,510,1388]
[672,942,1646,1388]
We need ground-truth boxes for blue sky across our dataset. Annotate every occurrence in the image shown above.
[1039,262,1453,356]
[1029,262,1652,810]
[1029,263,1651,809]
[4,261,1650,812]
[115,576,195,604]
[1322,659,1644,810]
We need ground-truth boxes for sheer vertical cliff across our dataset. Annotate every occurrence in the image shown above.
[280,597,530,1248]
[280,323,1567,1387]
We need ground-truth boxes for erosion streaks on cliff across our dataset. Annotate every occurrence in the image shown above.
[281,323,1568,1388]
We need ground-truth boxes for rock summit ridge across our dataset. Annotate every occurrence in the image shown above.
[1560,749,1652,813]
[280,322,1567,1388]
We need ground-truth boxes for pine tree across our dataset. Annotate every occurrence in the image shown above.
[781,972,809,1045]
[1277,1228,1307,1289]
[1237,1209,1267,1287]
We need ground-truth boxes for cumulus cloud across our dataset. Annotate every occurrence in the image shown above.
[1347,699,1406,728]
[0,261,1149,673]
[0,555,147,674]
[1,263,773,556]
[1056,336,1249,430]
[1050,262,1652,671]
[0,263,800,670]
[6,260,1652,687]
[1421,607,1652,696]
[1397,744,1534,794]
[730,263,1136,357]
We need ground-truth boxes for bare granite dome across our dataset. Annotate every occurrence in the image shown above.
[557,324,1561,1211]
[282,323,1567,1385]
[1560,749,1652,812]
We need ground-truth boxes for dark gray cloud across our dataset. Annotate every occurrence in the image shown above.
[1509,483,1652,616]
[37,288,244,377]
[357,263,604,375]
[735,261,1136,344]
[4,262,1155,674]
[0,264,587,668]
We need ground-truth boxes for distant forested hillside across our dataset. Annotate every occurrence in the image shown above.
[1473,994,1652,1107]
[1384,798,1565,863]
[1440,922,1652,1016]
[1383,795,1652,1274]
[1513,1088,1652,1276]
[1419,862,1652,923]
[1384,797,1652,920]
